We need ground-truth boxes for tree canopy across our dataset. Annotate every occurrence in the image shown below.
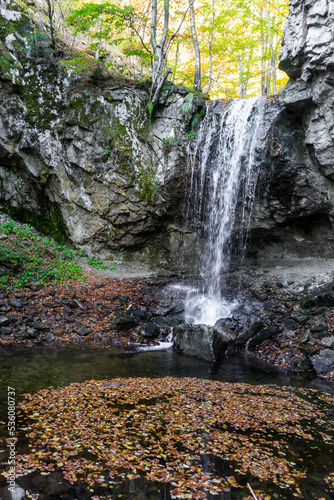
[34,0,289,99]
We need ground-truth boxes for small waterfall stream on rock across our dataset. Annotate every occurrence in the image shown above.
[184,97,267,325]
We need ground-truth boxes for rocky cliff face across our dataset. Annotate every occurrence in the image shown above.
[247,0,334,263]
[279,0,334,179]
[0,0,201,267]
[1,0,334,271]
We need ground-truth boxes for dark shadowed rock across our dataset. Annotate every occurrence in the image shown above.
[30,282,44,291]
[281,317,298,330]
[31,471,70,496]
[140,323,160,339]
[39,333,55,342]
[306,291,334,308]
[292,314,309,325]
[0,316,10,327]
[248,325,279,349]
[214,322,237,342]
[109,312,140,331]
[173,323,225,362]
[311,349,334,378]
[0,327,11,335]
[310,321,328,333]
[14,329,35,339]
[152,315,183,328]
[127,309,152,322]
[9,299,23,309]
[151,298,184,316]
[76,327,90,336]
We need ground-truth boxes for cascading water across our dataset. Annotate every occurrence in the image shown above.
[184,97,267,325]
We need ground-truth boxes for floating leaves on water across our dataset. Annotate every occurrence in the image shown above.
[4,378,334,499]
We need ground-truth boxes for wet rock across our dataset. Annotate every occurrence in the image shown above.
[33,322,51,331]
[216,317,237,331]
[151,298,184,316]
[311,349,334,378]
[109,312,140,331]
[0,316,10,327]
[249,320,265,335]
[30,282,44,291]
[140,323,160,339]
[306,291,334,308]
[128,309,151,322]
[289,349,313,372]
[250,289,266,301]
[214,321,237,342]
[320,337,334,348]
[248,325,279,349]
[76,327,90,336]
[8,299,23,309]
[103,294,129,304]
[281,317,298,330]
[292,314,309,325]
[310,321,328,333]
[14,328,38,339]
[71,298,85,310]
[0,327,11,335]
[43,301,58,308]
[173,324,225,362]
[300,330,310,344]
[0,305,11,312]
[39,333,55,342]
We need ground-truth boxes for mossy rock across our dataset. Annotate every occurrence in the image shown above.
[66,95,100,129]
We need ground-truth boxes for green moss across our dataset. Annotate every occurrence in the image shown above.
[0,44,12,74]
[18,67,60,128]
[66,95,100,129]
[7,204,68,244]
[138,163,157,203]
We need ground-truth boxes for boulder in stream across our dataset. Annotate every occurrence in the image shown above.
[173,324,227,362]
[311,349,334,378]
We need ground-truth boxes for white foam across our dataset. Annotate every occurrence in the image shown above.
[185,288,239,326]
[137,332,173,351]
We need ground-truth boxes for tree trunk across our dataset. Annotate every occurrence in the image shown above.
[260,8,266,96]
[45,0,56,50]
[238,53,248,97]
[265,55,271,95]
[149,0,191,105]
[205,0,215,94]
[95,15,102,61]
[172,41,180,83]
[189,0,201,92]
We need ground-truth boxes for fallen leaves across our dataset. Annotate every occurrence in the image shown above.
[3,377,334,499]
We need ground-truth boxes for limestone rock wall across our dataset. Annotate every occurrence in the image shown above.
[279,0,334,180]
[246,0,334,262]
[0,0,198,267]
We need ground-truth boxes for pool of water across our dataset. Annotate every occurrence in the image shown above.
[1,344,333,415]
[1,345,334,500]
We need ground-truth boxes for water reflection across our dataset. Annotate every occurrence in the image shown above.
[1,345,333,416]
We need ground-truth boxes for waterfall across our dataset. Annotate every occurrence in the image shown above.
[185,97,267,325]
